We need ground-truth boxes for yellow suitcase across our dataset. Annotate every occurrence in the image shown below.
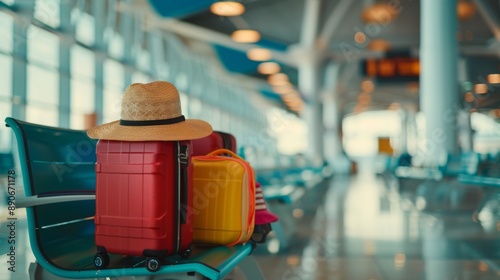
[192,149,256,246]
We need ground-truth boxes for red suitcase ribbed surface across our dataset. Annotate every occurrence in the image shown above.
[94,140,192,257]
[191,131,237,156]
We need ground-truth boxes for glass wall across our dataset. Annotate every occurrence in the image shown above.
[0,0,275,155]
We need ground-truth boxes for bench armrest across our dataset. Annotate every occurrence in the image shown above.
[17,192,95,208]
[394,166,443,180]
[263,185,305,204]
[457,174,500,187]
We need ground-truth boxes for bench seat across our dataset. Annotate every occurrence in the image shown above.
[7,117,260,280]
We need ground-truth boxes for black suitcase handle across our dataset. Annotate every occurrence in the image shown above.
[179,144,189,224]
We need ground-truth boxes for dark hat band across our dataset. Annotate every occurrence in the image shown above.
[120,115,185,126]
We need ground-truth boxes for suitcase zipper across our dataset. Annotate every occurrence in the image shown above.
[179,144,189,225]
[175,141,181,253]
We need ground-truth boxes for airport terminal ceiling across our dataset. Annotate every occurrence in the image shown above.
[3,0,497,116]
[138,0,500,115]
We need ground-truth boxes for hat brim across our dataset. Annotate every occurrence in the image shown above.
[87,119,213,141]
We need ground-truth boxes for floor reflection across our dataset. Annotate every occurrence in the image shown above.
[255,160,500,279]
[1,160,500,279]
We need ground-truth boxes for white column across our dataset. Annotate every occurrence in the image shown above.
[93,0,105,124]
[419,0,459,166]
[58,0,72,128]
[298,0,323,165]
[323,62,343,161]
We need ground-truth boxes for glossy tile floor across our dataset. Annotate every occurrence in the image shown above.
[0,160,500,279]
[253,160,500,280]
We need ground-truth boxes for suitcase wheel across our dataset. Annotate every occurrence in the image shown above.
[146,257,161,272]
[180,248,192,259]
[94,252,110,269]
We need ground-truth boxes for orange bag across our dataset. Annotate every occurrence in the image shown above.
[192,149,255,246]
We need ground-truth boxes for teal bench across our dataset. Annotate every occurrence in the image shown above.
[7,117,263,280]
[457,174,500,187]
[457,172,500,219]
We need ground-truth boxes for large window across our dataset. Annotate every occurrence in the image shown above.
[108,31,124,59]
[103,59,124,123]
[34,0,60,28]
[27,25,59,68]
[70,79,95,129]
[26,64,58,126]
[0,0,275,158]
[0,0,14,6]
[0,54,12,98]
[0,53,12,151]
[132,71,152,84]
[342,110,401,158]
[73,11,94,46]
[179,92,189,118]
[70,45,95,129]
[71,45,95,79]
[0,11,13,54]
[26,24,59,127]
[0,11,13,152]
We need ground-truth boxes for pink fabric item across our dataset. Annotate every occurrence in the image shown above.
[255,182,279,225]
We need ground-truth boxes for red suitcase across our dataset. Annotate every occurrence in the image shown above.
[93,140,193,272]
[191,131,237,156]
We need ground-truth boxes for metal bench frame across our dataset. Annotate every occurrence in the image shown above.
[7,117,263,280]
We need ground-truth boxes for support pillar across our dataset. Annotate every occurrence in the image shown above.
[323,62,343,161]
[58,0,72,128]
[93,0,105,124]
[457,57,473,152]
[299,0,323,165]
[419,0,459,166]
[11,0,31,121]
[300,60,323,165]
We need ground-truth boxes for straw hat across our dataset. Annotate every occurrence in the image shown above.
[87,81,213,141]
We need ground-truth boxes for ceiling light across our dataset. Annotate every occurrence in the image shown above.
[457,1,476,21]
[367,39,391,52]
[487,74,500,84]
[268,73,290,86]
[360,79,375,92]
[358,92,372,104]
[210,2,245,17]
[231,30,260,43]
[388,103,400,111]
[247,48,272,61]
[491,109,500,118]
[354,32,366,44]
[288,102,304,112]
[474,83,488,94]
[258,62,280,75]
[281,93,300,102]
[361,3,399,24]
[464,92,474,102]
[284,100,303,107]
[273,85,295,95]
